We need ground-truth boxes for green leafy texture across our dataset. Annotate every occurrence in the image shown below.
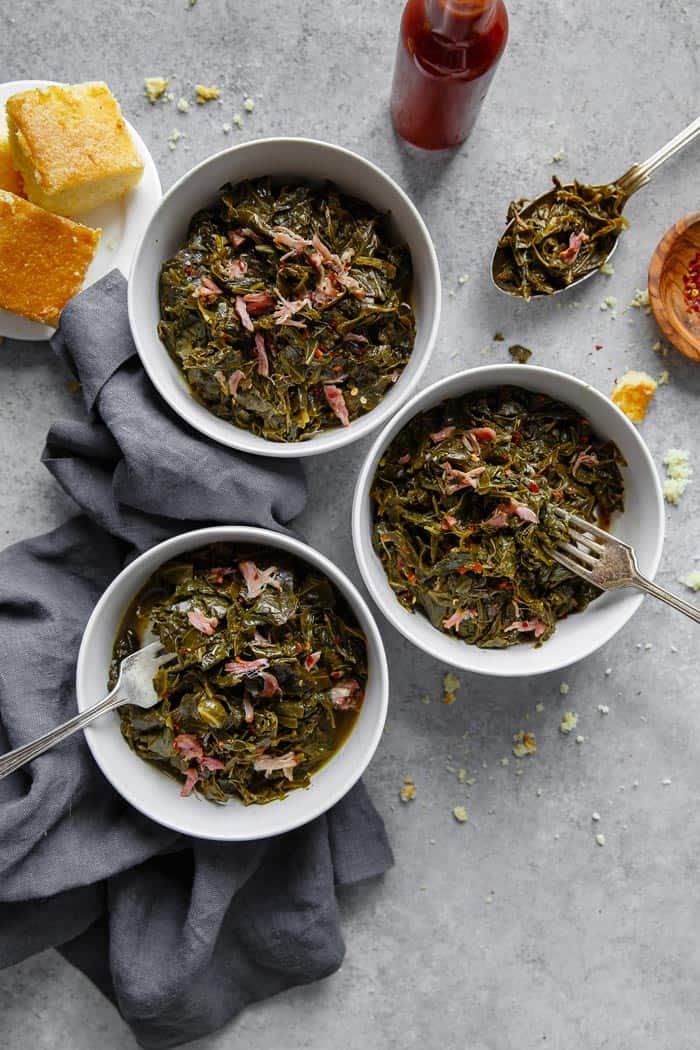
[110,544,367,804]
[158,178,415,441]
[494,177,629,299]
[370,387,625,649]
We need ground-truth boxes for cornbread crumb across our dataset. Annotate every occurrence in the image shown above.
[551,149,565,162]
[600,295,617,311]
[144,77,169,103]
[195,84,220,104]
[457,272,470,285]
[679,570,700,592]
[597,704,610,715]
[595,833,606,846]
[559,682,570,695]
[575,734,585,744]
[658,370,670,386]
[399,776,416,803]
[630,287,650,309]
[420,693,431,705]
[512,730,537,758]
[452,805,468,823]
[662,448,692,506]
[499,757,509,767]
[168,128,185,151]
[232,113,244,129]
[559,711,578,734]
[600,262,614,276]
[176,97,189,113]
[611,369,657,423]
[536,787,542,797]
[442,672,460,705]
[535,702,544,713]
[661,778,671,786]
[243,97,255,112]
[592,811,601,821]
[222,123,231,134]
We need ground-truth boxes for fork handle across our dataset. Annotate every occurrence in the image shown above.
[0,688,121,781]
[633,574,700,624]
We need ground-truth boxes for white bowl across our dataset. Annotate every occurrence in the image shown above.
[128,137,441,457]
[352,364,665,677]
[76,526,389,840]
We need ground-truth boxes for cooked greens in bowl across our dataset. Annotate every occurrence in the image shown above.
[370,386,625,648]
[110,543,367,805]
[158,177,415,442]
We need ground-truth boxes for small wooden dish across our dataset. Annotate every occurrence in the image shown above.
[648,211,700,363]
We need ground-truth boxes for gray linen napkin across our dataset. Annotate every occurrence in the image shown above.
[0,272,393,1049]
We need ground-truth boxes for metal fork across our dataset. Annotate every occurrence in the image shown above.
[0,641,175,781]
[552,507,700,624]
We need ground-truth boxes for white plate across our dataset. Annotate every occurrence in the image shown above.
[0,79,161,342]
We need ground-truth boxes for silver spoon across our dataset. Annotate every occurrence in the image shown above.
[0,641,174,780]
[491,115,700,299]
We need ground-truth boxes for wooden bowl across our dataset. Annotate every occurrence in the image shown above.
[648,212,700,363]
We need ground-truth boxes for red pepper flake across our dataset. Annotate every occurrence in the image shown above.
[314,347,324,359]
[472,562,483,574]
[458,565,469,575]
[526,481,539,493]
[406,571,417,583]
[511,432,522,445]
[330,670,344,679]
[594,343,603,351]
[683,251,700,315]
[497,580,513,590]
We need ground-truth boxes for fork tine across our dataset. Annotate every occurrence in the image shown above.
[563,529,606,554]
[557,541,599,567]
[553,506,612,542]
[551,548,595,580]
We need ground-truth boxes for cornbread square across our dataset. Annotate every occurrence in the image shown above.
[6,82,144,215]
[611,369,657,423]
[0,137,24,196]
[0,190,100,325]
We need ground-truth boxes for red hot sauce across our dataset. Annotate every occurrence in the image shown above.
[390,0,508,151]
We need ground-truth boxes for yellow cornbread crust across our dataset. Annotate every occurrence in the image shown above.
[0,137,24,196]
[610,369,657,424]
[6,82,144,215]
[0,190,100,326]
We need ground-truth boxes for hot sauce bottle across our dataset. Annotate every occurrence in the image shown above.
[390,0,508,151]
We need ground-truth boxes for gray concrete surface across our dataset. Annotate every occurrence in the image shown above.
[2,1,700,1047]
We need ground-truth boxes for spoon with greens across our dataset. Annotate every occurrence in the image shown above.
[491,115,700,300]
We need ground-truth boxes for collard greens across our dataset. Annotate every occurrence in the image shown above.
[111,544,367,804]
[158,178,415,441]
[494,177,629,299]
[370,387,625,648]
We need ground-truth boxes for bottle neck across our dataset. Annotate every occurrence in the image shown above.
[425,0,500,41]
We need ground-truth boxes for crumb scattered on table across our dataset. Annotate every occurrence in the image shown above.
[559,711,578,735]
[611,369,657,423]
[195,84,220,104]
[512,730,537,758]
[144,77,169,103]
[442,672,461,705]
[453,805,468,823]
[662,448,692,506]
[399,776,416,802]
[595,833,606,846]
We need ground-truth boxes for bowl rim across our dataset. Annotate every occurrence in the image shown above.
[127,135,441,458]
[76,525,390,840]
[352,362,666,677]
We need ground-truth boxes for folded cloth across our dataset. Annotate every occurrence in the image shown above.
[0,271,393,1048]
